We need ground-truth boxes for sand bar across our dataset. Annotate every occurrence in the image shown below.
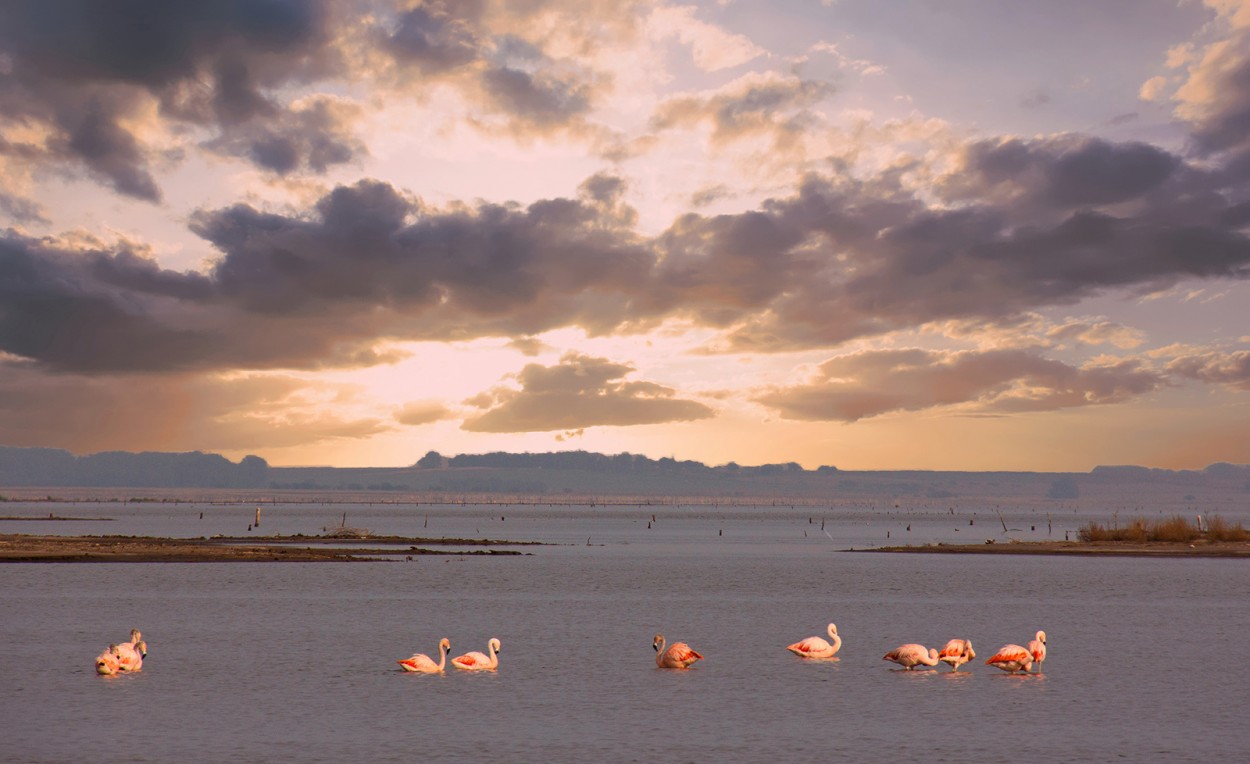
[0,534,539,562]
[856,540,1250,558]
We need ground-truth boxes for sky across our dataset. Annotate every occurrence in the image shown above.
[2,0,1249,471]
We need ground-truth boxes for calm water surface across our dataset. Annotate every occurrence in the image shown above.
[2,502,1248,762]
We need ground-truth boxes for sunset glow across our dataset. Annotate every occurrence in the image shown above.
[2,0,1249,470]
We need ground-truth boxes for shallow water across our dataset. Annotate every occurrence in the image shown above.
[3,503,1249,762]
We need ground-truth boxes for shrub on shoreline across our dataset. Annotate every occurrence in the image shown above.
[1079,515,1248,543]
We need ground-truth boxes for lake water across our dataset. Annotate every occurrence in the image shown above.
[3,501,1248,762]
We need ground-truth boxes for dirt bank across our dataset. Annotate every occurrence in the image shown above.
[0,534,537,562]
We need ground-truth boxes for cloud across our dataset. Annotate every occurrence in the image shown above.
[1167,349,1250,389]
[394,400,454,426]
[1045,319,1146,350]
[754,349,1164,422]
[0,0,357,195]
[461,352,714,432]
[651,72,833,151]
[205,96,366,175]
[938,135,1181,212]
[647,5,764,71]
[479,66,592,130]
[382,2,483,75]
[5,140,1250,374]
[0,364,388,451]
[370,1,618,140]
[1164,1,1250,163]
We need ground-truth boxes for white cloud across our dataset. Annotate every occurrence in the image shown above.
[647,5,765,71]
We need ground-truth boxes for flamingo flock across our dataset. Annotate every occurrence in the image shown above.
[93,625,1048,677]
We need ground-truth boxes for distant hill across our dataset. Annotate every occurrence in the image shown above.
[0,446,269,488]
[1,445,1247,502]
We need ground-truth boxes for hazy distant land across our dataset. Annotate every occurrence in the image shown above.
[2,445,1249,510]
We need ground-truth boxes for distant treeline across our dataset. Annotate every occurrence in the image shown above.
[0,446,269,488]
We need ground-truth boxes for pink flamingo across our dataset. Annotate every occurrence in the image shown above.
[451,638,501,671]
[985,643,1033,673]
[786,623,841,659]
[653,634,703,669]
[883,643,940,670]
[398,638,451,673]
[94,644,122,676]
[938,639,975,671]
[114,629,146,672]
[1027,630,1047,672]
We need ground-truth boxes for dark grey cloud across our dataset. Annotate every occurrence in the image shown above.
[0,176,653,372]
[754,349,1163,422]
[480,66,592,129]
[374,1,603,137]
[0,191,48,224]
[461,352,714,432]
[206,97,365,175]
[941,135,1181,211]
[383,3,482,75]
[0,0,355,196]
[4,140,1250,374]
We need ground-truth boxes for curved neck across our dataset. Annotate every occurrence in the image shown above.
[487,641,499,667]
[827,626,841,651]
[437,643,448,670]
[654,637,666,666]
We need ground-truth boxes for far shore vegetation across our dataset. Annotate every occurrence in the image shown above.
[1079,515,1249,543]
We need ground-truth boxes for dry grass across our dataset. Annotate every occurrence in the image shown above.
[1205,515,1250,542]
[1079,515,1248,543]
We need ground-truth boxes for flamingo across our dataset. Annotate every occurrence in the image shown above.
[985,643,1033,673]
[1027,630,1047,672]
[94,644,121,676]
[398,638,451,673]
[653,634,703,669]
[451,638,501,671]
[883,643,940,670]
[938,639,975,671]
[114,628,146,672]
[786,623,842,659]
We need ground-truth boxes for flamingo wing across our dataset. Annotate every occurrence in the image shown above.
[988,647,1029,663]
[453,651,486,668]
[658,642,703,667]
[398,654,433,672]
[788,637,831,655]
[940,639,972,659]
[669,643,703,662]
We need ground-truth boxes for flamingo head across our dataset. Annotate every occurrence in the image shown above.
[928,648,939,661]
[129,629,142,644]
[134,640,148,659]
[489,638,501,654]
[653,634,665,652]
[95,646,120,675]
[439,638,451,654]
[1036,630,1047,644]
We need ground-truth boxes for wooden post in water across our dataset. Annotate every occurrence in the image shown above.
[255,506,261,527]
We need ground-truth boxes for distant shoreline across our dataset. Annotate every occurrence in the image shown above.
[855,540,1250,558]
[0,534,539,563]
